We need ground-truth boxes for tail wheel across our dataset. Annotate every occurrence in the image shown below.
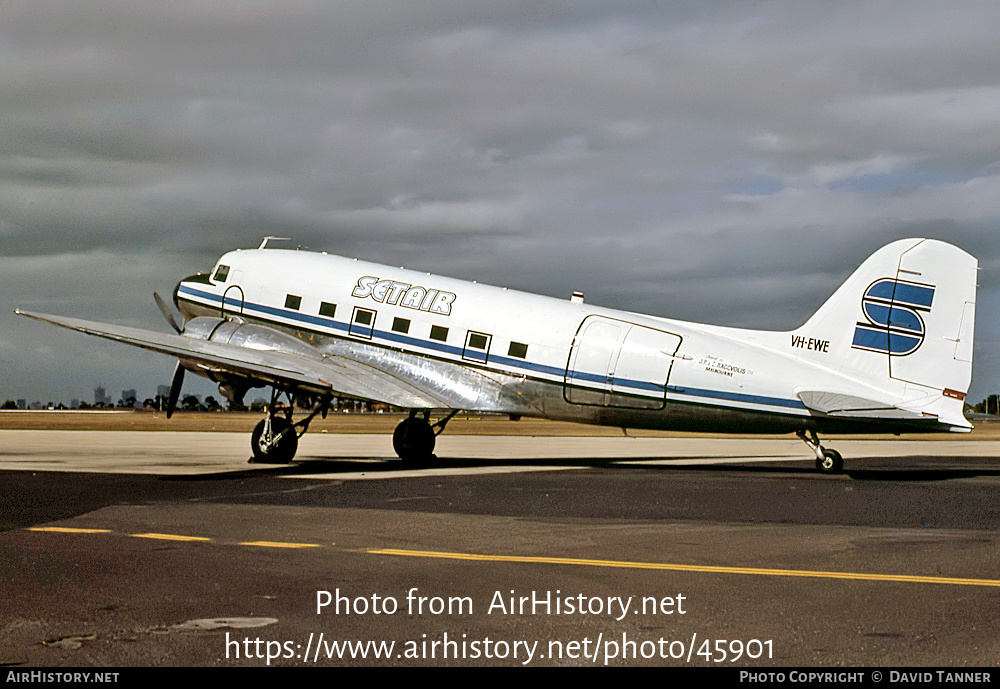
[251,417,298,463]
[393,417,435,464]
[816,449,843,474]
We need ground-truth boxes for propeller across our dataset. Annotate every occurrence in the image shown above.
[155,291,186,418]
[154,291,184,334]
[165,360,185,419]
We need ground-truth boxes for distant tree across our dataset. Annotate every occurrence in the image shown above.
[1,400,16,410]
[975,394,1000,415]
[181,395,203,411]
[204,395,221,411]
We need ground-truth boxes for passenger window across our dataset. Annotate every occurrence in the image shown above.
[392,317,410,333]
[319,302,337,318]
[463,331,492,363]
[285,294,302,310]
[430,325,449,342]
[350,307,376,339]
[508,342,528,359]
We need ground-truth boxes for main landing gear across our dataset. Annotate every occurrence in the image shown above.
[797,429,844,474]
[249,389,331,464]
[393,410,459,464]
[248,395,459,466]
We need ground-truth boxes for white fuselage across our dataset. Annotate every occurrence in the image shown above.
[172,248,947,434]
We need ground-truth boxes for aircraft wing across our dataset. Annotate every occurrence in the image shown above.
[15,309,519,410]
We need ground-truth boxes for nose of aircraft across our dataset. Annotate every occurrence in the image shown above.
[173,272,212,320]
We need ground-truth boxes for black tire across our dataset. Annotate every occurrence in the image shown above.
[250,417,298,463]
[816,448,843,474]
[393,417,435,464]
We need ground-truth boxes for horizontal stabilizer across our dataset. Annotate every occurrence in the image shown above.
[796,390,930,420]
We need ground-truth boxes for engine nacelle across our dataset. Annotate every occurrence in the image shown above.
[181,317,323,361]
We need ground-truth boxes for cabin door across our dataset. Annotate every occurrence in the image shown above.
[564,315,681,409]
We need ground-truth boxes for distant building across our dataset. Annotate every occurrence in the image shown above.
[122,389,138,407]
[94,385,111,406]
[154,384,172,412]
[16,399,26,410]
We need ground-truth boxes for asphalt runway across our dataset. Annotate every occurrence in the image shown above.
[2,431,1000,667]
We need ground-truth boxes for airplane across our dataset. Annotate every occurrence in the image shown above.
[16,237,977,474]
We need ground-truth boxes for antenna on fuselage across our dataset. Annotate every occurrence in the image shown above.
[258,236,291,249]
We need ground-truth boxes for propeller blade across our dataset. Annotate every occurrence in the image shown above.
[166,361,185,419]
[154,292,184,334]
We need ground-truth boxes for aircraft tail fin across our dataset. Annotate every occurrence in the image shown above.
[794,238,977,430]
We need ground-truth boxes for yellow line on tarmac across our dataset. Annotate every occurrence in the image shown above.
[26,526,319,549]
[27,527,111,534]
[369,548,1000,588]
[131,532,212,542]
[239,541,322,549]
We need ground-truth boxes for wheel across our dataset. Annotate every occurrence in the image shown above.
[393,417,436,464]
[250,417,298,463]
[816,448,843,474]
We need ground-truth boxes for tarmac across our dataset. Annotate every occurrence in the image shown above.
[2,424,999,667]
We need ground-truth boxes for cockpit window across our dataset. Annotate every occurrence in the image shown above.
[213,265,230,282]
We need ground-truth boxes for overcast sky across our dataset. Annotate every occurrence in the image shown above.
[3,1,999,406]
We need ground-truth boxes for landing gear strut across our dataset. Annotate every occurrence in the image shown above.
[249,389,331,464]
[797,429,843,474]
[393,410,459,464]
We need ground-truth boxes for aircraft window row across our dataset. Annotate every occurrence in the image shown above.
[279,297,338,318]
[292,298,528,362]
[213,265,230,282]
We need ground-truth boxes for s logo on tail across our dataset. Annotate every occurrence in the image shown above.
[852,278,935,356]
